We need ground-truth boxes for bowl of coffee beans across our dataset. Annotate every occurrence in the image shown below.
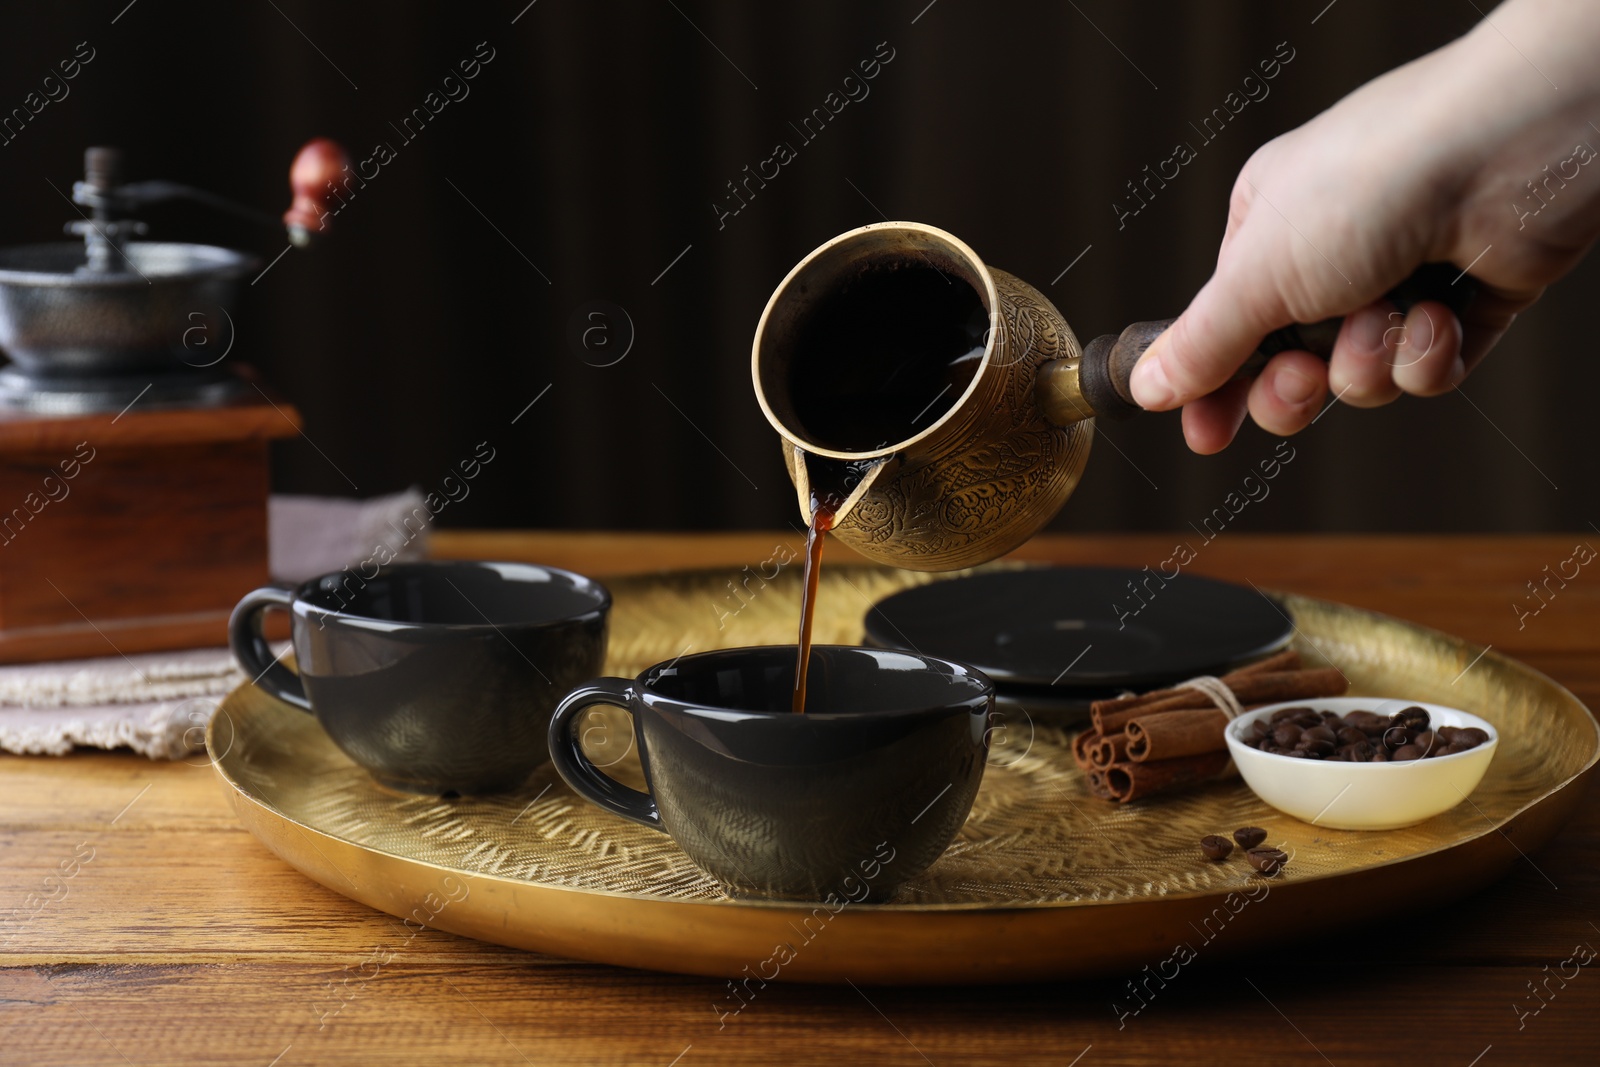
[1225,698,1498,830]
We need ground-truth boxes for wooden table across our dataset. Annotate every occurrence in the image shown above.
[3,533,1596,1066]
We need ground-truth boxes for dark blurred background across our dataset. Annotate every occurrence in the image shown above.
[0,1,1592,532]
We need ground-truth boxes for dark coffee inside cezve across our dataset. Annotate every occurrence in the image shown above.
[786,261,987,712]
[786,261,988,454]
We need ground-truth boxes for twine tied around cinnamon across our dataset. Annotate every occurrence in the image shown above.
[1170,674,1247,775]
[1172,674,1247,720]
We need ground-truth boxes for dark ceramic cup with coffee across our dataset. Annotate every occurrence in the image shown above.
[230,561,609,794]
[547,645,993,901]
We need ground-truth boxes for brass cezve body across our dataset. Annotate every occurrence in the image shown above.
[752,221,1097,571]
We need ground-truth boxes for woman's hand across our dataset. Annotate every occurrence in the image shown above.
[1129,0,1600,453]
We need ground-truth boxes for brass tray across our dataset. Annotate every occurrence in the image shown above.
[209,565,1599,984]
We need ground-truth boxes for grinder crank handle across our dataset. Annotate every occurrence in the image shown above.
[283,138,353,247]
[76,140,354,247]
[1041,262,1477,423]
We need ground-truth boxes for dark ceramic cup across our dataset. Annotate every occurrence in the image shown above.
[547,645,993,901]
[230,561,609,794]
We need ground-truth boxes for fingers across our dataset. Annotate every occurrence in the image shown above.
[1180,377,1253,455]
[1174,349,1331,454]
[1389,300,1464,396]
[1327,299,1466,406]
[1328,301,1403,408]
[1177,299,1464,455]
[1246,351,1329,436]
[1236,302,1457,439]
[1129,267,1282,411]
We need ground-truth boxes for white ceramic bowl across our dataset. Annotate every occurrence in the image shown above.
[1225,697,1499,831]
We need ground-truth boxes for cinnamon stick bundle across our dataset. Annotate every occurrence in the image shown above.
[1119,669,1348,762]
[1124,708,1230,762]
[1072,725,1099,770]
[1103,750,1232,803]
[1094,646,1305,739]
[1088,731,1130,767]
[1075,652,1299,767]
[1071,648,1351,804]
[1110,668,1344,722]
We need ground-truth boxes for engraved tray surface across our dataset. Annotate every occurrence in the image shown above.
[210,565,1599,984]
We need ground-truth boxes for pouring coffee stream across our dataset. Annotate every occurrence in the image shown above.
[784,259,988,711]
[758,223,1477,708]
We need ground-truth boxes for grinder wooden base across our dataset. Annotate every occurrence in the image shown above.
[0,386,299,664]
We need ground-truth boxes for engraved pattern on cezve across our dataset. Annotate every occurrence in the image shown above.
[832,270,1093,570]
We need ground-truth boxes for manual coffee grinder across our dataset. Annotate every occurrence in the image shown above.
[0,140,347,662]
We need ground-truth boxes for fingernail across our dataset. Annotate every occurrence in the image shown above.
[1447,355,1467,388]
[1130,354,1174,409]
[1274,365,1319,405]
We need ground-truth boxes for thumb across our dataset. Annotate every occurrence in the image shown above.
[1129,258,1294,411]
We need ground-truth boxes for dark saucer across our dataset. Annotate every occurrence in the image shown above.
[989,684,1111,726]
[862,567,1292,693]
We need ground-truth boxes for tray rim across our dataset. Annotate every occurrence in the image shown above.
[218,764,1594,985]
[209,579,1600,915]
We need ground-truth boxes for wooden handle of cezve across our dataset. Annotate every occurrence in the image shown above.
[1076,262,1477,420]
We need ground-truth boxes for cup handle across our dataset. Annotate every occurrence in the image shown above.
[547,680,660,829]
[228,586,310,712]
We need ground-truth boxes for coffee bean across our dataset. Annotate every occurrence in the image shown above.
[1256,708,1489,764]
[1247,847,1288,876]
[1390,706,1430,732]
[1233,826,1268,850]
[1337,740,1375,761]
[1344,710,1389,734]
[1200,834,1234,861]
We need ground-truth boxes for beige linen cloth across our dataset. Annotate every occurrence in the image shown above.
[0,489,427,759]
